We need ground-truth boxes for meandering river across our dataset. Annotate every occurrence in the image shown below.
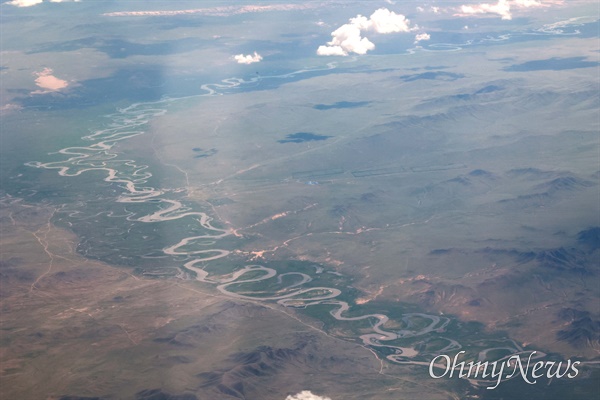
[25,65,531,376]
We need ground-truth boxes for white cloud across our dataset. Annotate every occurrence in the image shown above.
[32,67,69,94]
[234,52,263,64]
[7,0,79,6]
[317,8,415,56]
[460,0,512,20]
[285,391,332,400]
[458,0,547,20]
[319,22,375,55]
[366,8,413,33]
[316,45,348,56]
[6,0,43,6]
[513,0,542,6]
[417,5,442,13]
[414,32,431,43]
